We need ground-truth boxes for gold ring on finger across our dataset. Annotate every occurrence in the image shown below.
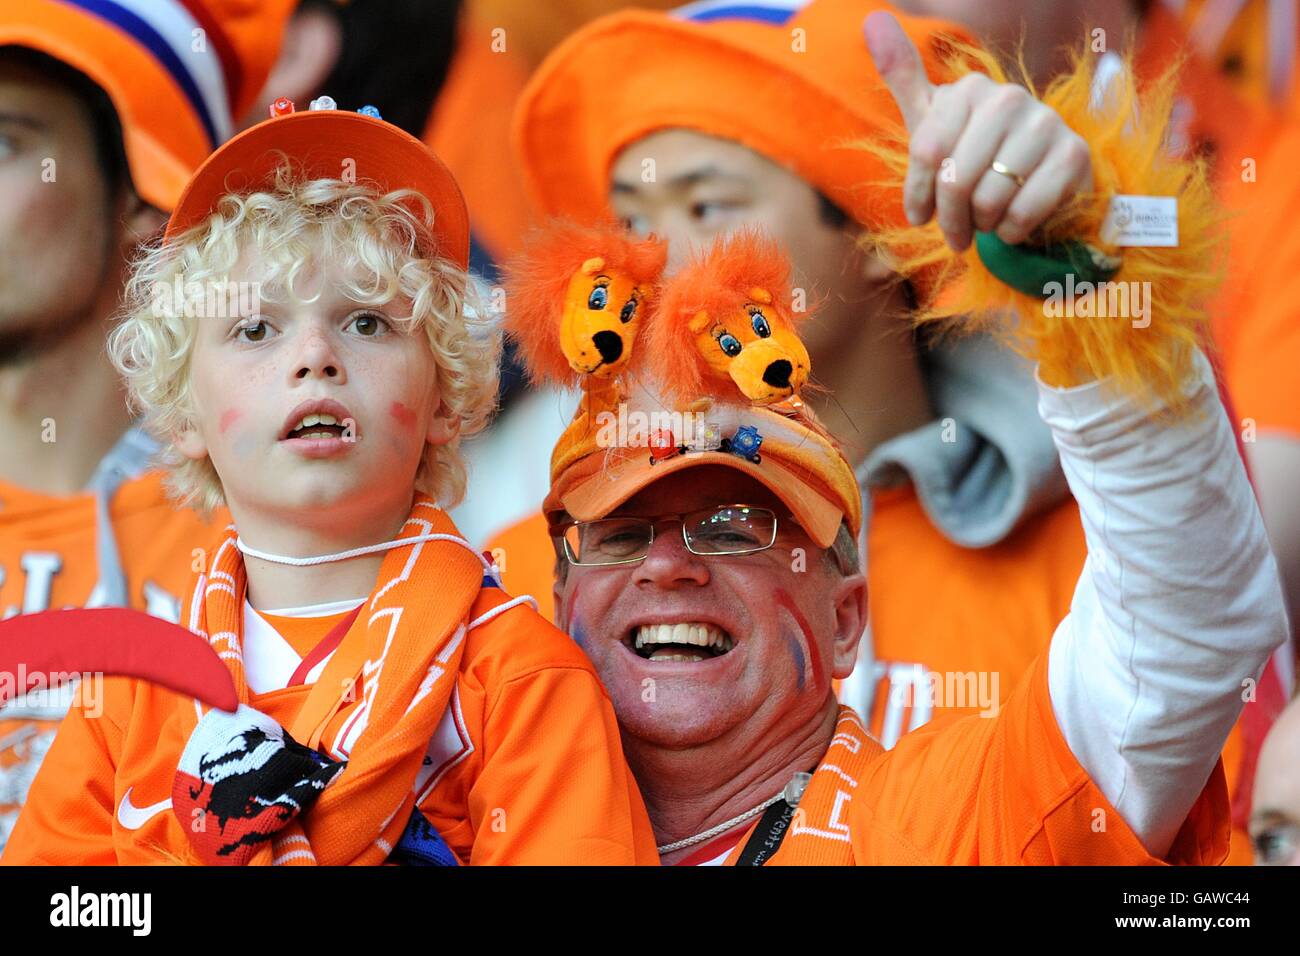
[990,160,1026,187]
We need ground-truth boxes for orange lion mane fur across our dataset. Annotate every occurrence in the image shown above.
[501,219,667,386]
[649,228,809,400]
[856,43,1223,415]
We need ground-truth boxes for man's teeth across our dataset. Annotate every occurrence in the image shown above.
[633,622,734,659]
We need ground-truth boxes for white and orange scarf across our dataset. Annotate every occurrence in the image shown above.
[172,494,486,865]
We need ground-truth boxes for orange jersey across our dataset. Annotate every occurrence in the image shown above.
[695,657,1226,865]
[1,586,657,865]
[0,468,226,847]
[0,471,222,619]
[424,11,534,265]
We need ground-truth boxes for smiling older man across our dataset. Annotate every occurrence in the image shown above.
[547,340,1284,866]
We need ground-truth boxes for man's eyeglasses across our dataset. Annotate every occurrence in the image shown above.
[559,505,779,567]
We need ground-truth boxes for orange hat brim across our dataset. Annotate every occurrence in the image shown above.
[164,109,470,269]
[547,444,847,551]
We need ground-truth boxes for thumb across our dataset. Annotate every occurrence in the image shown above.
[864,10,933,132]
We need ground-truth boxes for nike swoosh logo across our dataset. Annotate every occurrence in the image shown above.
[116,787,172,830]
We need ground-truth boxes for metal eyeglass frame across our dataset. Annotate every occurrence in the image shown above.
[558,504,779,567]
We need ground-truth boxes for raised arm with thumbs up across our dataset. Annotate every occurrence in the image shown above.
[863,10,1093,252]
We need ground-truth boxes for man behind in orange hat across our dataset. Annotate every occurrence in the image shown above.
[2,100,655,866]
[0,0,295,850]
[534,16,1287,865]
[501,0,1088,748]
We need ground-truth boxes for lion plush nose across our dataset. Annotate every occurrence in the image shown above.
[593,331,623,364]
[762,359,793,389]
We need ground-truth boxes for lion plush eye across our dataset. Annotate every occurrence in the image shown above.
[620,296,638,324]
[718,332,743,357]
[588,286,608,310]
[749,309,771,338]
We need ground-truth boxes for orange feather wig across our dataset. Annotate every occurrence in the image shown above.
[856,43,1224,415]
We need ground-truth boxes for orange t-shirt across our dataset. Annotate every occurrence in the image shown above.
[0,472,226,847]
[0,587,657,866]
[720,658,1227,865]
[860,486,1085,740]
[1210,116,1300,437]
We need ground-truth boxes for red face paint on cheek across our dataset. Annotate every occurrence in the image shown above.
[389,401,418,429]
[218,409,240,434]
[775,588,824,694]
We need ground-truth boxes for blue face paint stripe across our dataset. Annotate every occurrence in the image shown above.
[783,629,806,691]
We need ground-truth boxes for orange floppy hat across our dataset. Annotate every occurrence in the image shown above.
[0,0,295,212]
[513,0,975,230]
[164,103,471,269]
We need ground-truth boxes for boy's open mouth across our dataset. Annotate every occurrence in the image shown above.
[287,413,347,440]
[624,622,735,663]
[279,399,358,443]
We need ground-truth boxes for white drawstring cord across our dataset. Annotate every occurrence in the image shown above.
[235,532,492,572]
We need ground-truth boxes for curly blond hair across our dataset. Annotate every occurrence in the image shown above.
[108,166,499,517]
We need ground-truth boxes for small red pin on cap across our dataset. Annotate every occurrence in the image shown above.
[269,96,295,118]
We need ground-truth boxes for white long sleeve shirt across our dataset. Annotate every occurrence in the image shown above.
[1042,350,1289,857]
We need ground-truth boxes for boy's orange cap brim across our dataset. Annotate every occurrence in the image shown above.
[1,0,294,212]
[164,109,471,269]
[513,0,975,230]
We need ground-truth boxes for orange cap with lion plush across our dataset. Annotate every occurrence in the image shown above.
[512,0,975,230]
[509,223,861,550]
[0,0,295,211]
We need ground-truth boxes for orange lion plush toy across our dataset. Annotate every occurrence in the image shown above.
[648,229,811,407]
[501,220,667,408]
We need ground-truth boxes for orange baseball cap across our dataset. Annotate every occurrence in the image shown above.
[544,380,862,551]
[0,0,295,211]
[513,0,975,230]
[164,103,471,269]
